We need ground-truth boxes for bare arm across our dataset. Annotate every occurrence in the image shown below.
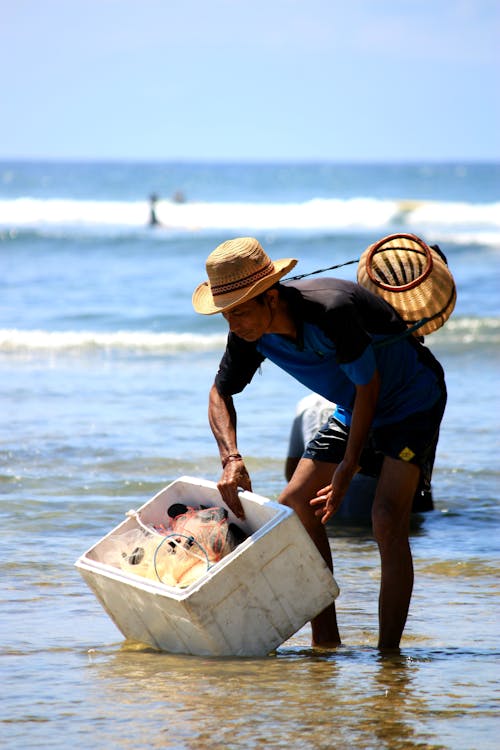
[342,368,380,472]
[285,456,300,482]
[311,369,381,524]
[208,383,252,519]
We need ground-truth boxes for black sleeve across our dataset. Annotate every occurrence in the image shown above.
[214,332,265,396]
[316,301,371,365]
[292,280,373,365]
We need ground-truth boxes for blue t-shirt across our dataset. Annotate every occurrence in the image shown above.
[214,278,444,427]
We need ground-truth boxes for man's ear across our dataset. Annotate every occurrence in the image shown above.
[266,288,279,308]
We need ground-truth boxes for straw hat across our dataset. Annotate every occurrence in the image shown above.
[357,233,456,336]
[192,237,298,315]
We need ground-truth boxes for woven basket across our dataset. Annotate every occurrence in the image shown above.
[357,233,456,336]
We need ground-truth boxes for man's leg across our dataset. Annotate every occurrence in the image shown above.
[372,456,420,649]
[278,457,341,647]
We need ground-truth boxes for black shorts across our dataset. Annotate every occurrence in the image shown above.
[302,388,447,483]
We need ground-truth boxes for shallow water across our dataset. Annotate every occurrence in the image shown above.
[2,502,498,750]
[1,160,499,748]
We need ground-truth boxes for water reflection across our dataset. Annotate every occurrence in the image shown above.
[364,652,432,750]
[86,645,441,749]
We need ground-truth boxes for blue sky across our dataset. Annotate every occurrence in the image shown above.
[1,0,499,161]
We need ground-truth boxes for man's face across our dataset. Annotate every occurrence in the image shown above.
[222,294,273,341]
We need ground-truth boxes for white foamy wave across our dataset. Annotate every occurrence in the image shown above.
[158,197,400,231]
[405,201,500,246]
[0,198,146,227]
[1,319,497,356]
[1,196,499,244]
[429,317,500,346]
[0,329,227,354]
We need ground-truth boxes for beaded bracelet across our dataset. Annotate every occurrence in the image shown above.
[222,452,243,468]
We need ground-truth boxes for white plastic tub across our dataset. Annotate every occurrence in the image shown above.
[75,476,339,657]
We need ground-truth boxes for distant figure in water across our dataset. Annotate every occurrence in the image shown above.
[172,189,186,204]
[148,190,187,227]
[149,193,160,227]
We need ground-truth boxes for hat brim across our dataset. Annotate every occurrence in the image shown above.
[192,258,298,315]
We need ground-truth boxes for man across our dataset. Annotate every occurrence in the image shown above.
[192,237,446,650]
[148,193,160,227]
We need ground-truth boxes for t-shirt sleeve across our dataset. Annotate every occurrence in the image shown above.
[214,332,265,396]
[319,298,377,385]
[340,345,377,385]
[325,300,372,364]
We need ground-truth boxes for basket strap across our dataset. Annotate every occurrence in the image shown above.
[287,258,359,281]
[372,318,430,349]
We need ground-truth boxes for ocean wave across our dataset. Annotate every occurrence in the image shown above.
[1,196,499,245]
[0,329,227,354]
[430,316,500,347]
[0,319,497,355]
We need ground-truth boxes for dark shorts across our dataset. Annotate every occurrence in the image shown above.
[302,388,447,485]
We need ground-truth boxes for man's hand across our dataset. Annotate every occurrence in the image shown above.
[310,460,357,524]
[217,459,252,520]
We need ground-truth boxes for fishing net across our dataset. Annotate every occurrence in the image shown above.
[107,504,247,588]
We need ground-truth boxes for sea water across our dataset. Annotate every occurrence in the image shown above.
[1,161,499,749]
